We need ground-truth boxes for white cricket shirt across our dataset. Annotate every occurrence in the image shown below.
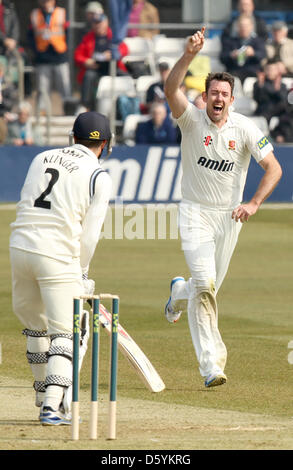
[10,144,112,273]
[176,102,274,209]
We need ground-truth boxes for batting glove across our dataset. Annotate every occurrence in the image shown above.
[82,273,95,297]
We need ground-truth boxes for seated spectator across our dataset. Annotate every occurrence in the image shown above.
[28,0,72,115]
[6,101,35,146]
[222,0,268,41]
[144,61,170,112]
[265,21,293,77]
[117,93,141,122]
[0,0,20,56]
[127,0,160,39]
[135,101,177,145]
[270,103,293,143]
[220,14,267,83]
[74,14,129,112]
[253,61,288,123]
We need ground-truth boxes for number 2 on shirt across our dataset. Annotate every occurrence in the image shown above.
[34,168,59,210]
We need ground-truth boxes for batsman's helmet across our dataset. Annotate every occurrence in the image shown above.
[70,111,114,156]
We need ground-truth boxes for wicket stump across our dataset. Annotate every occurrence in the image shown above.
[72,293,119,440]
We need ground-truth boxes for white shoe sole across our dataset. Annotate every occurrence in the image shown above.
[165,277,186,323]
[40,409,71,426]
[205,374,227,388]
[165,298,182,323]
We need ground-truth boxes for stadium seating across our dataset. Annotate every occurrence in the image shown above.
[153,36,185,64]
[282,77,293,90]
[243,76,293,98]
[96,75,136,117]
[242,77,257,99]
[233,76,244,97]
[233,95,257,116]
[250,116,270,135]
[269,116,279,131]
[122,113,151,146]
[123,37,156,75]
[17,4,293,147]
[135,74,160,102]
[201,36,222,58]
[210,57,226,72]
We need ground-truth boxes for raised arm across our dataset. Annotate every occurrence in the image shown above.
[164,27,206,119]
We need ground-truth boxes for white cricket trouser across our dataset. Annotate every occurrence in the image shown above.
[175,200,243,378]
[10,248,83,335]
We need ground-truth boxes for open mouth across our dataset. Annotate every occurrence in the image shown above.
[213,105,223,113]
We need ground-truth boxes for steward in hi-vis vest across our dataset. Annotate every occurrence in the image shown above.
[30,5,67,54]
[28,0,71,113]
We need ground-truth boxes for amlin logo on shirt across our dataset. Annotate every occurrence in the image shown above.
[197,157,234,172]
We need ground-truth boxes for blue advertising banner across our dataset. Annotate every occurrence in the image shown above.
[0,144,292,203]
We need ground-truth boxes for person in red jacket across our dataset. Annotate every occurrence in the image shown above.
[74,13,129,112]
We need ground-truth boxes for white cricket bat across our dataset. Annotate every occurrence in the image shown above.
[92,301,165,393]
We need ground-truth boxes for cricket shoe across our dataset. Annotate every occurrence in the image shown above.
[204,373,227,388]
[165,276,187,323]
[39,406,71,426]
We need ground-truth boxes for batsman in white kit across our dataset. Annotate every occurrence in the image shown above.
[164,28,282,387]
[9,111,113,424]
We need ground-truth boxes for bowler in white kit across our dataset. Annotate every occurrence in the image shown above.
[9,111,113,424]
[164,27,282,387]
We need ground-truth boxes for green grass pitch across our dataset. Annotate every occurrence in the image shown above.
[1,206,293,419]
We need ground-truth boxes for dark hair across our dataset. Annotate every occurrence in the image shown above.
[265,58,279,66]
[74,138,105,149]
[205,72,235,95]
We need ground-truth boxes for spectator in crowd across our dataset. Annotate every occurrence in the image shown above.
[0,60,18,118]
[0,0,20,56]
[270,103,293,143]
[6,101,35,146]
[265,21,293,77]
[77,1,104,42]
[220,14,267,83]
[127,0,160,39]
[135,101,177,144]
[0,0,23,97]
[117,93,141,122]
[222,0,268,41]
[145,61,170,112]
[28,0,72,115]
[74,13,129,113]
[0,61,8,142]
[193,92,206,110]
[253,61,288,124]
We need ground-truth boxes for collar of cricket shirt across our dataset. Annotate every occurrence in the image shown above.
[203,107,234,131]
[73,143,99,160]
